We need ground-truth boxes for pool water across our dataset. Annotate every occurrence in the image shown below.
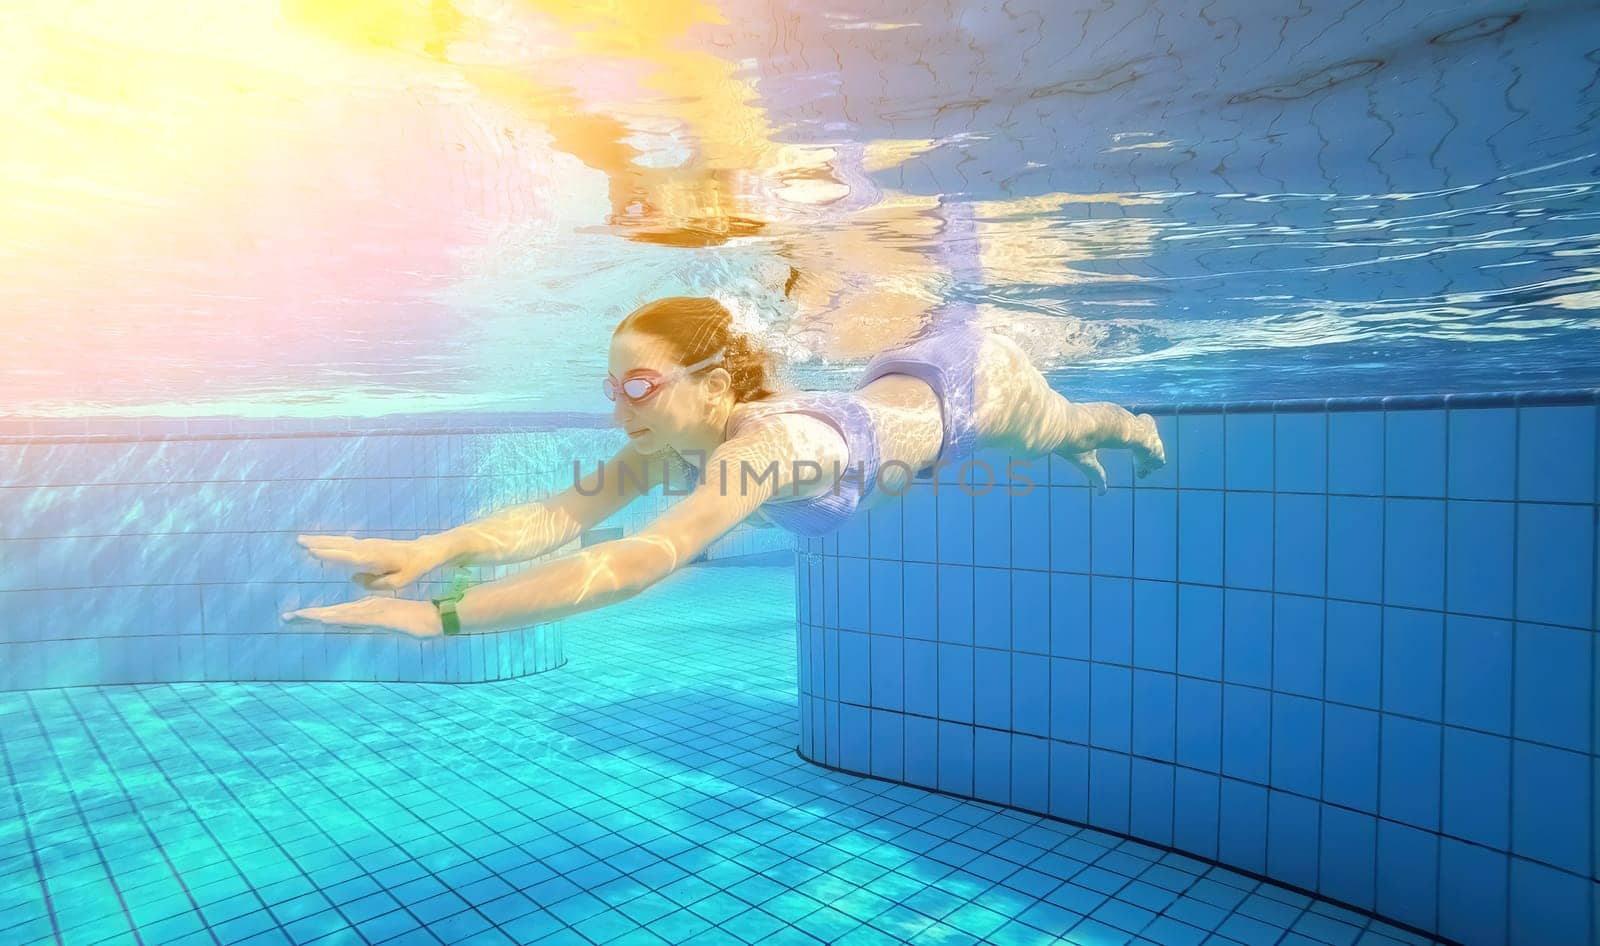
[0,565,1445,946]
[5,1,1599,416]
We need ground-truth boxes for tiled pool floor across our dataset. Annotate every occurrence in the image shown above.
[0,564,1445,946]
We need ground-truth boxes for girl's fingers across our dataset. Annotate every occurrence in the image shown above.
[298,535,366,552]
[306,548,368,566]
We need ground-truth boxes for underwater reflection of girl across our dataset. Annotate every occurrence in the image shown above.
[282,296,1164,638]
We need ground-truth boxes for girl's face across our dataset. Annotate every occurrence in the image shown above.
[607,329,726,454]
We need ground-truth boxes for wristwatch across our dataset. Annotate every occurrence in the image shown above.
[431,568,472,637]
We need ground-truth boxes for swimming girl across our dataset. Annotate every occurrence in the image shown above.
[282,297,1165,638]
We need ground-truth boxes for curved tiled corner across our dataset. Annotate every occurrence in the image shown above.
[795,393,1599,946]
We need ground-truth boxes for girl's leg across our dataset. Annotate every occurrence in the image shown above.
[973,332,1166,487]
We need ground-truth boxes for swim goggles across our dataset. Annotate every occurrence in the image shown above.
[604,350,724,404]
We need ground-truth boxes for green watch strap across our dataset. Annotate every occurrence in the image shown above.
[431,568,472,637]
[433,600,461,636]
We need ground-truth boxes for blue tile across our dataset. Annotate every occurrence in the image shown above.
[1380,716,1441,830]
[1133,490,1177,581]
[1132,670,1176,762]
[975,649,1011,730]
[1013,487,1050,571]
[799,558,818,626]
[1013,654,1049,737]
[1272,594,1323,699]
[1051,742,1090,823]
[1385,409,1446,498]
[1269,695,1322,798]
[838,632,870,705]
[1265,792,1318,892]
[974,728,1011,806]
[840,703,870,771]
[1375,821,1438,933]
[1173,769,1220,860]
[1130,759,1176,846]
[1437,839,1508,946]
[1273,494,1325,596]
[1051,487,1091,574]
[1508,856,1593,946]
[906,715,938,784]
[1090,664,1132,752]
[1325,601,1381,709]
[1093,488,1133,577]
[1088,749,1131,834]
[938,644,974,724]
[1051,573,1090,659]
[1176,678,1222,772]
[838,504,871,558]
[1511,741,1592,875]
[1441,728,1510,849]
[1322,704,1379,811]
[903,485,938,562]
[1319,807,1376,911]
[1274,413,1327,494]
[1328,412,1384,496]
[1445,500,1514,618]
[1091,576,1133,664]
[938,565,974,645]
[1224,493,1273,591]
[974,568,1011,650]
[1177,584,1223,680]
[1222,589,1271,688]
[937,487,973,566]
[1178,414,1224,490]
[1013,571,1050,654]
[1052,658,1090,743]
[1515,503,1595,629]
[1443,615,1513,735]
[838,559,869,632]
[1177,491,1224,585]
[1383,499,1445,610]
[1448,408,1516,500]
[904,563,938,639]
[1013,734,1049,812]
[904,640,937,717]
[1518,404,1596,504]
[1221,685,1269,784]
[1132,580,1177,672]
[1514,623,1593,753]
[1326,496,1382,603]
[1382,608,1443,722]
[1218,780,1267,874]
[973,489,1012,570]
[869,637,904,711]
[871,709,904,781]
[1225,413,1273,491]
[870,561,904,636]
[938,721,974,796]
[869,496,904,560]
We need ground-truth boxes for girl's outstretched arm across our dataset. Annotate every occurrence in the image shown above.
[283,429,793,637]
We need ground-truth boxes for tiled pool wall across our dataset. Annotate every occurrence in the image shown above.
[0,413,792,692]
[796,392,1599,946]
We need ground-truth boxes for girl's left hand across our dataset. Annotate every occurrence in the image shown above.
[281,597,444,638]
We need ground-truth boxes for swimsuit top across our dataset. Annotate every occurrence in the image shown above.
[684,391,883,537]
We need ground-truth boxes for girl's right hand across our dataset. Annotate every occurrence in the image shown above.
[295,534,452,591]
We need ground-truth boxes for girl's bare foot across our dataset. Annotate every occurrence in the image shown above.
[1130,414,1166,478]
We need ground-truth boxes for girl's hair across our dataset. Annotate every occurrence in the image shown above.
[615,296,778,402]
